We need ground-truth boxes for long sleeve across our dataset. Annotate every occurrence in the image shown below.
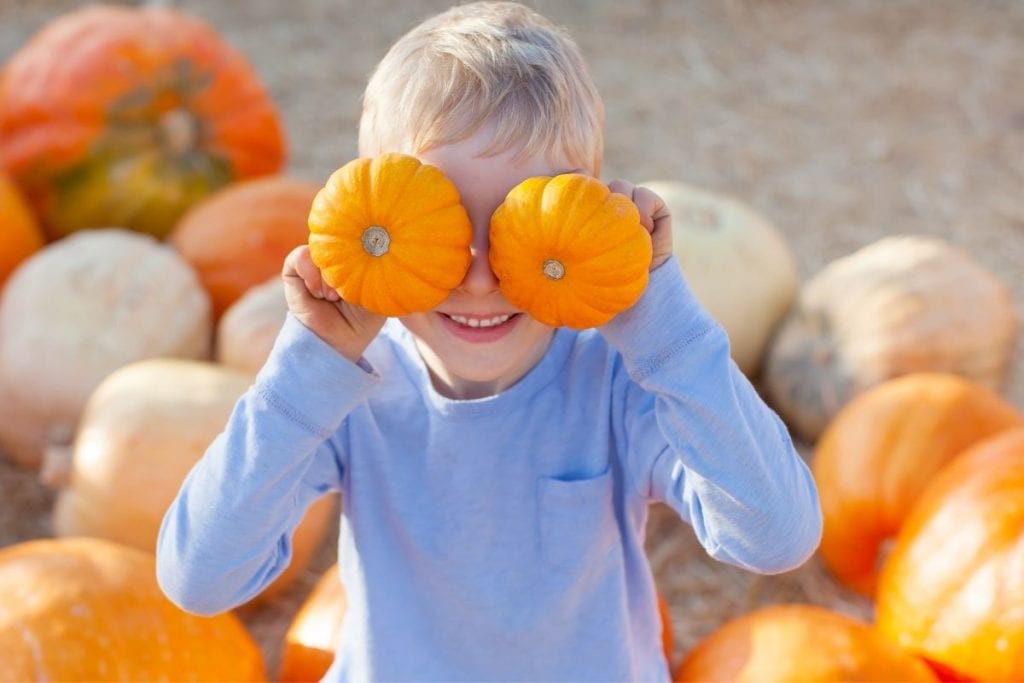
[602,257,822,574]
[156,314,380,615]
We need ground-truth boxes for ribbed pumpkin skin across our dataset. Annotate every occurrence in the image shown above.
[172,176,318,319]
[675,604,936,682]
[813,372,1023,597]
[0,174,44,285]
[876,427,1024,682]
[0,537,266,682]
[489,174,652,329]
[0,5,285,239]
[308,153,473,316]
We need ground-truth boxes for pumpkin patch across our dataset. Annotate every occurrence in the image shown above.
[0,2,1021,679]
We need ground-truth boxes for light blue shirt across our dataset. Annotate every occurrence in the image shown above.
[157,257,822,682]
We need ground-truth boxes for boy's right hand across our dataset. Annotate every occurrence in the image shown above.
[282,245,386,364]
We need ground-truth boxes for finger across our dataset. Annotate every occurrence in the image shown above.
[282,244,309,276]
[607,179,635,201]
[633,185,671,234]
[608,179,659,233]
[290,246,332,300]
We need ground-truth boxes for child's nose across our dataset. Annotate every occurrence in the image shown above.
[459,235,500,295]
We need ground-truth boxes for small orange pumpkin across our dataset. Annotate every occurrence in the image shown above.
[0,5,285,239]
[308,153,473,316]
[875,427,1024,682]
[813,372,1023,596]
[0,537,266,681]
[171,176,319,319]
[489,173,652,329]
[0,174,44,286]
[674,604,936,682]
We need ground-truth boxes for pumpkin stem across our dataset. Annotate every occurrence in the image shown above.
[158,108,198,157]
[361,226,391,256]
[542,258,566,280]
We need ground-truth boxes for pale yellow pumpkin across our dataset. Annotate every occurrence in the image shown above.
[51,358,335,605]
[641,180,799,376]
[216,276,288,375]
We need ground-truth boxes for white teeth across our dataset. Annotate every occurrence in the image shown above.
[447,314,511,328]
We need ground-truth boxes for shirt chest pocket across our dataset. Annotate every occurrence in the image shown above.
[537,469,620,570]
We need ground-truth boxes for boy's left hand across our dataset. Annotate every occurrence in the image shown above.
[608,180,673,271]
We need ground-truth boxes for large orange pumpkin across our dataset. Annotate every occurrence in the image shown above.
[308,153,474,316]
[876,427,1024,682]
[0,4,285,239]
[0,174,44,285]
[0,537,265,681]
[675,604,936,682]
[813,372,1022,596]
[489,173,652,329]
[171,176,319,319]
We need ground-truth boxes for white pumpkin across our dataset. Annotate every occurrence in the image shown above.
[762,234,1018,442]
[216,276,288,374]
[0,229,212,468]
[642,180,799,376]
[51,357,336,605]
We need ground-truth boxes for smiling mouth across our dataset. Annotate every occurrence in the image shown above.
[442,313,518,329]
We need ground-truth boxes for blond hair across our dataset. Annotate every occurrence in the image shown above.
[358,2,604,174]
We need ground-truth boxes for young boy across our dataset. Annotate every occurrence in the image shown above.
[157,3,822,681]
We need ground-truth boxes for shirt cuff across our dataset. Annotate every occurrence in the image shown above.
[253,313,380,435]
[599,256,723,378]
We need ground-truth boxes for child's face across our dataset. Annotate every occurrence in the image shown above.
[399,125,582,400]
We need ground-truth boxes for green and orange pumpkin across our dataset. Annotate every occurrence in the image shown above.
[0,4,285,239]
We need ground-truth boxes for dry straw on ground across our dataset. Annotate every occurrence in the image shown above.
[1,0,1021,673]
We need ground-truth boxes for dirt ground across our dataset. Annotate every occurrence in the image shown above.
[2,0,1022,675]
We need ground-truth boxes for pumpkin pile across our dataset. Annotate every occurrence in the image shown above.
[1,3,1023,682]
[0,5,319,677]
